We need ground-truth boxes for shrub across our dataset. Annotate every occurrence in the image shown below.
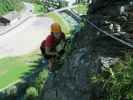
[24,86,38,100]
[33,3,47,15]
[6,86,17,97]
[0,0,23,15]
[90,53,133,100]
[34,70,48,93]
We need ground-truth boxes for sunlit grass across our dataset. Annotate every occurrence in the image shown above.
[0,50,41,89]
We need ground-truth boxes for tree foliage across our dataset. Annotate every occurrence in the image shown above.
[0,0,23,15]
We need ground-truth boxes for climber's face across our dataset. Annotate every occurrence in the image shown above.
[51,23,62,40]
[53,32,61,39]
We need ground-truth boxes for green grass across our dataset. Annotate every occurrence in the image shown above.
[0,51,41,90]
[47,12,71,35]
[73,4,88,15]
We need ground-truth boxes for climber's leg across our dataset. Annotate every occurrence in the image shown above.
[48,57,55,72]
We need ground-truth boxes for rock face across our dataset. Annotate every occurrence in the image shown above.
[89,0,133,43]
[41,0,132,100]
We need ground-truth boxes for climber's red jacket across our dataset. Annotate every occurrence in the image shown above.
[41,32,65,49]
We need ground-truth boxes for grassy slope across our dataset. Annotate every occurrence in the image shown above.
[0,51,41,89]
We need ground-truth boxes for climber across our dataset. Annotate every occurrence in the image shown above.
[40,22,66,72]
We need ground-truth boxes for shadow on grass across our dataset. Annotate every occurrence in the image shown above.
[19,56,48,82]
[0,55,48,100]
[0,47,69,100]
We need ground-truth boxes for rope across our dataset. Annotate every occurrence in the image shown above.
[86,20,133,48]
[68,9,133,48]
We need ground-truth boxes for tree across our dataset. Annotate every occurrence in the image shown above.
[0,0,23,15]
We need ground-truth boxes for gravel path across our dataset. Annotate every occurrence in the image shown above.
[0,16,53,58]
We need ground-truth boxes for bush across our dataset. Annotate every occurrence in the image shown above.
[6,86,17,97]
[24,87,38,100]
[23,69,48,99]
[73,4,88,15]
[33,3,47,15]
[34,70,48,93]
[0,0,23,15]
[90,53,133,100]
